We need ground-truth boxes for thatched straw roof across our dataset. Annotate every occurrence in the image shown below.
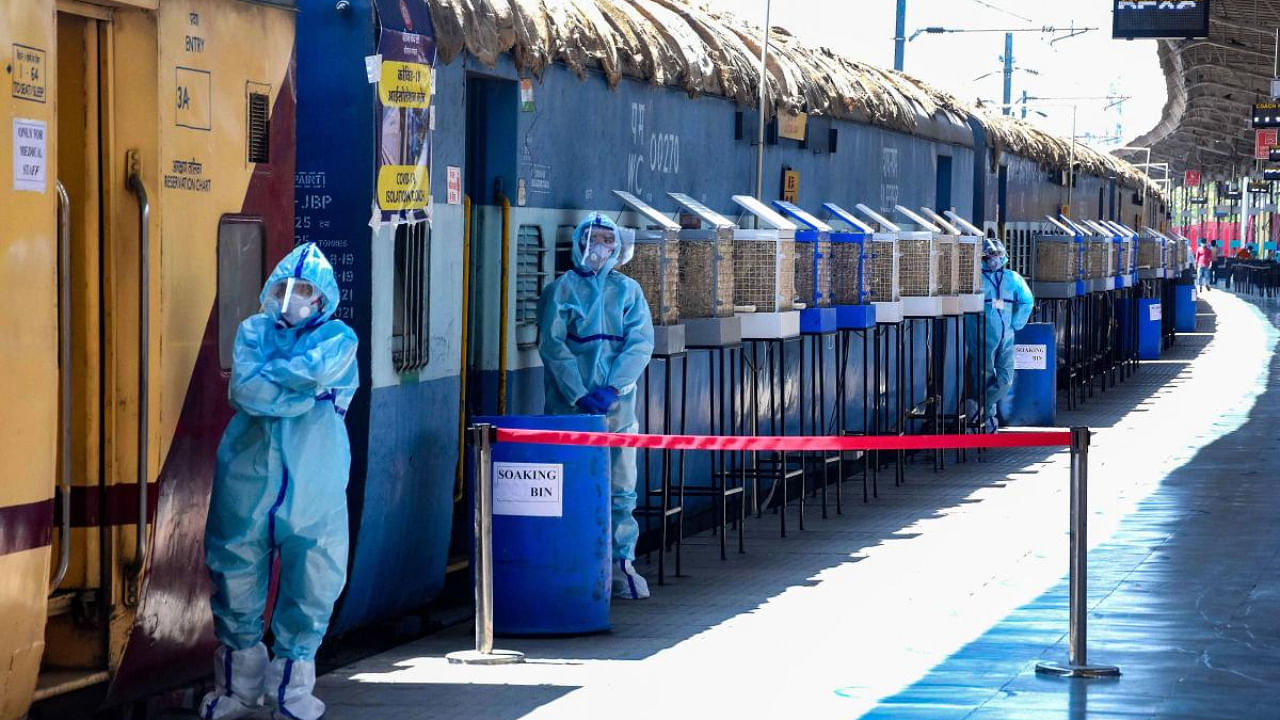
[427,0,1164,199]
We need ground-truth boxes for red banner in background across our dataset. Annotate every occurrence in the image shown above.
[1184,170,1201,187]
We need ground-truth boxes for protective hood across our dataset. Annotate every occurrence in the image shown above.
[982,237,1008,271]
[571,213,633,275]
[259,242,342,327]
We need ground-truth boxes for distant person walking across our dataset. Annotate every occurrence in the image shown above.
[1195,241,1213,293]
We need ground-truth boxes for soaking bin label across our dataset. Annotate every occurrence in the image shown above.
[493,462,564,517]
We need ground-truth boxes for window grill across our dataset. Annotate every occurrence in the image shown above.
[1006,227,1032,277]
[247,92,270,164]
[515,224,549,348]
[393,221,430,372]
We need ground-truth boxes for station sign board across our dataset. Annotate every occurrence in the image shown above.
[1113,0,1210,40]
[1187,196,1208,205]
[1253,101,1280,129]
[1263,168,1280,182]
[1257,129,1280,159]
[1249,180,1272,193]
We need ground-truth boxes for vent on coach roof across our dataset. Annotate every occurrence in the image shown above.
[247,92,270,163]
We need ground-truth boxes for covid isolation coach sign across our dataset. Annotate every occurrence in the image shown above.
[1113,0,1210,40]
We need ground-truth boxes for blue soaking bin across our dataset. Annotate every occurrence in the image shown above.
[1138,298,1163,360]
[998,322,1057,427]
[1175,284,1196,333]
[475,414,612,635]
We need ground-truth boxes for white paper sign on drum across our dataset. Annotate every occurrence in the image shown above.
[493,462,564,517]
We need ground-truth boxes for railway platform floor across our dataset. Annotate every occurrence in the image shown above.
[312,289,1280,720]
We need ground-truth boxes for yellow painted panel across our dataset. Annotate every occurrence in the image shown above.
[153,0,295,468]
[0,2,58,512]
[0,547,51,720]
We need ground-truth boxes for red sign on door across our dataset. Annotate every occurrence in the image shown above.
[1256,129,1278,159]
[1184,170,1201,187]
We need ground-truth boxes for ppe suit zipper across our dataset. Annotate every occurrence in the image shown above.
[268,467,289,547]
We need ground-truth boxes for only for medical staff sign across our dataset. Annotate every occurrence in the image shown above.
[13,118,47,193]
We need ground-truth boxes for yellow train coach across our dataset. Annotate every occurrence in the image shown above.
[1,1,295,716]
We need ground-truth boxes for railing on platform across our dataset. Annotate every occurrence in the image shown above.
[450,423,1119,678]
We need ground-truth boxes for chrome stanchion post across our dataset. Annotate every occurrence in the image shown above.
[447,424,524,665]
[1036,426,1118,678]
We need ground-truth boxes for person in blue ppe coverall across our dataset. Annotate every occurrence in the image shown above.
[538,213,655,600]
[979,237,1034,432]
[200,242,359,720]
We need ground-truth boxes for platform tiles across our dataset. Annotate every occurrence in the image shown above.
[312,291,1279,720]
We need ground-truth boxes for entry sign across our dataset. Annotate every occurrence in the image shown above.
[1184,170,1200,187]
[1013,344,1047,371]
[1257,129,1278,160]
[493,462,564,517]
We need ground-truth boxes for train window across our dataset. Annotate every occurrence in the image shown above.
[392,221,430,372]
[555,224,576,275]
[217,216,265,372]
[247,92,270,164]
[515,225,549,349]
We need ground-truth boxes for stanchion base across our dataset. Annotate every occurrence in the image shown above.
[1035,660,1120,678]
[446,649,525,665]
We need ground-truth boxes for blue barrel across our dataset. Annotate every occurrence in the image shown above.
[998,323,1057,427]
[1138,298,1162,359]
[1174,284,1196,333]
[475,414,611,635]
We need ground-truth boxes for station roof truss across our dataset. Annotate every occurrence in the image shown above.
[1119,0,1280,180]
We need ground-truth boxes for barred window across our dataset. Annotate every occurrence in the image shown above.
[515,224,550,348]
[393,221,430,372]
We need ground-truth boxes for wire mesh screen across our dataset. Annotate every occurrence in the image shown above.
[936,236,958,295]
[1118,239,1133,274]
[1137,238,1161,270]
[678,234,735,318]
[832,239,867,305]
[865,238,900,303]
[734,236,796,312]
[1086,240,1108,279]
[627,235,681,326]
[1034,239,1077,282]
[957,239,979,293]
[1006,230,1033,276]
[794,239,833,308]
[898,236,937,298]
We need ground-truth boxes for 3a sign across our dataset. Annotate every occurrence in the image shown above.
[1256,129,1278,159]
[1113,0,1210,40]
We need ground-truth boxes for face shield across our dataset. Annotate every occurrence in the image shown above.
[582,224,618,272]
[264,277,324,327]
[983,238,1007,271]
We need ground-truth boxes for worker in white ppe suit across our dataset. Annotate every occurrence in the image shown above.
[538,213,655,599]
[201,242,359,720]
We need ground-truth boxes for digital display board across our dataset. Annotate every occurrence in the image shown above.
[1113,0,1210,40]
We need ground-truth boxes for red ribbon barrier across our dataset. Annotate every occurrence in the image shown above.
[494,428,1072,452]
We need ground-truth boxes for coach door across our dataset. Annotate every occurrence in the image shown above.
[41,5,112,699]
